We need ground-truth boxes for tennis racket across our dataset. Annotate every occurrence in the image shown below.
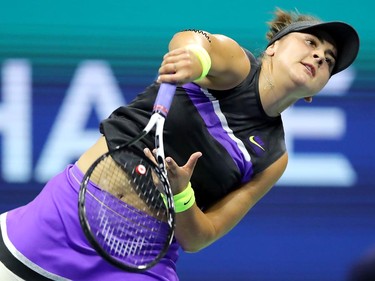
[78,83,177,272]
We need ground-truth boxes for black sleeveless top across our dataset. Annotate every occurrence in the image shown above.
[100,49,286,210]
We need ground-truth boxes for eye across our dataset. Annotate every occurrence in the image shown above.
[325,57,335,68]
[305,38,317,47]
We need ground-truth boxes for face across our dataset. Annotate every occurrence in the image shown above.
[267,31,337,98]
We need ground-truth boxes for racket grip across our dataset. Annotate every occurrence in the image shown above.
[153,83,177,117]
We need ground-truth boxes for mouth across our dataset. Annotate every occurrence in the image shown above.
[302,63,315,77]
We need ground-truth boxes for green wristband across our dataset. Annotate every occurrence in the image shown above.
[173,182,195,213]
[186,44,212,81]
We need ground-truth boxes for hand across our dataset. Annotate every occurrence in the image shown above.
[156,47,203,85]
[144,148,202,195]
[165,152,202,194]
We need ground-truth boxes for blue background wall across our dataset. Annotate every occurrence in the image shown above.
[0,1,374,280]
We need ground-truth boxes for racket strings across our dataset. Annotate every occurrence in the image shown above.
[92,199,166,263]
[83,149,172,267]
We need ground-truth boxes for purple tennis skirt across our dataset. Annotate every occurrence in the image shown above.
[0,164,180,281]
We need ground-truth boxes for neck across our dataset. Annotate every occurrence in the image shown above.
[258,60,299,117]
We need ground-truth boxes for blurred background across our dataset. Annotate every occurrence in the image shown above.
[0,0,374,280]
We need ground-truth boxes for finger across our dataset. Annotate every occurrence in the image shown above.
[165,156,177,171]
[157,73,186,85]
[183,152,202,172]
[159,62,177,74]
[143,148,157,165]
[144,147,152,157]
[166,151,202,174]
[161,50,187,66]
[164,48,189,59]
[156,74,179,85]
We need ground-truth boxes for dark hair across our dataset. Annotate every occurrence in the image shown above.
[266,8,320,42]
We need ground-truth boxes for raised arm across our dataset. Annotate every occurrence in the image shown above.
[157,30,251,90]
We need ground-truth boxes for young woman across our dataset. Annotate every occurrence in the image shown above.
[0,8,359,281]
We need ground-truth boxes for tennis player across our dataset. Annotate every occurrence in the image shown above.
[0,8,359,281]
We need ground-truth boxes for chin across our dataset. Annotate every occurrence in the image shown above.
[290,71,311,88]
[291,72,326,94]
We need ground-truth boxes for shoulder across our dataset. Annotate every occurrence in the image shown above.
[200,35,252,90]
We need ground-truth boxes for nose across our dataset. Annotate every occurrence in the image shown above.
[313,53,324,67]
[313,54,324,66]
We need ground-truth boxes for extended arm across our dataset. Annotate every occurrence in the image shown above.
[151,150,288,253]
[174,154,287,252]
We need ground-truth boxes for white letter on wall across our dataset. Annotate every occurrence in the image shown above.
[35,61,126,182]
[0,60,31,182]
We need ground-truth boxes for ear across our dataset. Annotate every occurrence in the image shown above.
[265,42,277,56]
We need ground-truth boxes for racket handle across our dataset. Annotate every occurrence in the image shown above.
[153,83,177,117]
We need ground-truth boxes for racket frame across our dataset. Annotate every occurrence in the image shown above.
[78,83,177,272]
